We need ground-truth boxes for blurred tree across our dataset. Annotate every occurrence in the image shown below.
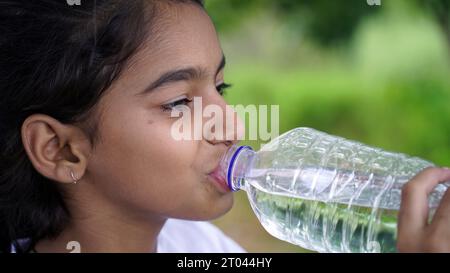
[204,0,263,33]
[206,0,449,50]
[420,0,450,54]
[206,0,381,46]
[270,0,381,46]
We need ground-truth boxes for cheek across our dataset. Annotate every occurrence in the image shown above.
[88,108,232,219]
[92,115,196,202]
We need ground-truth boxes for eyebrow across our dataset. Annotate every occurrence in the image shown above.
[136,54,226,97]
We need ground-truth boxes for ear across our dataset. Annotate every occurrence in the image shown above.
[21,114,92,184]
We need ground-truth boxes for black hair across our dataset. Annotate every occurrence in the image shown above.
[0,0,204,253]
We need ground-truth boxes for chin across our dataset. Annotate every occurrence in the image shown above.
[185,193,234,221]
[206,193,235,220]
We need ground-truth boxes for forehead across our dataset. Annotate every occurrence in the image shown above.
[127,2,222,76]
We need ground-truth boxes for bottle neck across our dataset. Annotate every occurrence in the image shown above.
[219,145,255,191]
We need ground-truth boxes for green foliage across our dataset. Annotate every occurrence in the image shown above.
[209,0,450,252]
[206,0,449,48]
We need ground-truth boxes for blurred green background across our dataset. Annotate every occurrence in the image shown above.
[206,0,450,252]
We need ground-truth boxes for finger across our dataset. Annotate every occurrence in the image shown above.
[398,167,450,249]
[430,187,450,227]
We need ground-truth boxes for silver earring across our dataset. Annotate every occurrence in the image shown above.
[70,170,78,184]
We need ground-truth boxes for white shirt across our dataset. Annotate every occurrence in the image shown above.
[11,219,246,253]
[157,219,246,253]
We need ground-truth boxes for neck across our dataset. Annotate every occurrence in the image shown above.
[35,187,167,253]
[36,212,166,253]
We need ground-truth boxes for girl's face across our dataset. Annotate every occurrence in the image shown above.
[81,3,243,221]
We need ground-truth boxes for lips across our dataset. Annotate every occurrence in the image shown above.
[207,164,230,192]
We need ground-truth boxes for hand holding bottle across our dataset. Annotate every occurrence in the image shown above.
[398,167,450,252]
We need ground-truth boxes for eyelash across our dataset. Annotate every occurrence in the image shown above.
[161,82,232,112]
[161,97,193,112]
[216,82,232,96]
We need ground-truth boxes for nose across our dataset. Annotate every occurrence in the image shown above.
[204,97,245,147]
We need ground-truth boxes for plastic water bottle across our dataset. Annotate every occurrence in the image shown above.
[217,127,449,253]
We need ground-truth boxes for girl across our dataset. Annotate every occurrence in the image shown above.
[0,0,449,253]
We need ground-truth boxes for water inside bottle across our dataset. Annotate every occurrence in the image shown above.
[246,182,398,252]
[241,166,442,253]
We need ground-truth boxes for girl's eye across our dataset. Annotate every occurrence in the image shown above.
[161,97,193,112]
[216,82,232,96]
[160,83,232,112]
